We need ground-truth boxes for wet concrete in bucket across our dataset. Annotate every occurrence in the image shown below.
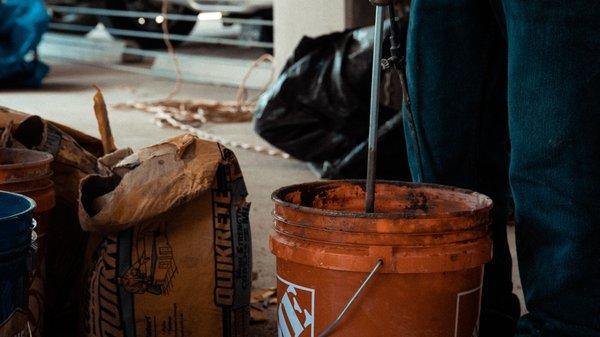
[274,179,491,219]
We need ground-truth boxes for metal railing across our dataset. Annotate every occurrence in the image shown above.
[42,4,274,87]
[48,22,273,49]
[48,5,273,26]
[46,5,273,49]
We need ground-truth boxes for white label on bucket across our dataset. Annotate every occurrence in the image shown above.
[277,276,315,337]
[454,271,484,337]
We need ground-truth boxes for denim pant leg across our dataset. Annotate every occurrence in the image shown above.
[503,1,600,336]
[404,0,519,334]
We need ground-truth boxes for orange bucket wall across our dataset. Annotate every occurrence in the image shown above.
[270,180,493,337]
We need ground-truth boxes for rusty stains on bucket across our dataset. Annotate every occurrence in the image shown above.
[270,180,493,337]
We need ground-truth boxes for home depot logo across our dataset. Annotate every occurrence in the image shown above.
[277,276,315,337]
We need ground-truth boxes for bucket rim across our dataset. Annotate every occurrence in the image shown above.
[272,180,493,219]
[0,148,53,170]
[0,191,37,221]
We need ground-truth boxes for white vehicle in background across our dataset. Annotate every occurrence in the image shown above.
[47,0,273,48]
[174,0,271,14]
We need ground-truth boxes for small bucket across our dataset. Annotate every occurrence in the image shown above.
[270,181,493,337]
[0,191,36,335]
[0,148,55,233]
[0,191,36,252]
[0,148,52,184]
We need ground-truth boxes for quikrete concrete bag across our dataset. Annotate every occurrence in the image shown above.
[78,134,251,337]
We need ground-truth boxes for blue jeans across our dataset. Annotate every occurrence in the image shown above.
[404,1,600,336]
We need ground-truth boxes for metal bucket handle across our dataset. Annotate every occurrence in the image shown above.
[318,259,384,337]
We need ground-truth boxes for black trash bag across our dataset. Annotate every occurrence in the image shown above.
[254,23,411,180]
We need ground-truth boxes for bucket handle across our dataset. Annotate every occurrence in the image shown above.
[318,259,384,337]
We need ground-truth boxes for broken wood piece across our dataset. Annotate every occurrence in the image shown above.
[92,86,117,154]
[0,121,13,147]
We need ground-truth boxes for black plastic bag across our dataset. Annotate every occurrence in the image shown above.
[254,24,410,180]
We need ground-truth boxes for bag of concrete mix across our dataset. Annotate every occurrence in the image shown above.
[0,106,105,337]
[78,134,251,337]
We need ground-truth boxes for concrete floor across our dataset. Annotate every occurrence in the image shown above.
[0,60,524,335]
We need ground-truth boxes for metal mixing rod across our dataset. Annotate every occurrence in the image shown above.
[364,0,389,213]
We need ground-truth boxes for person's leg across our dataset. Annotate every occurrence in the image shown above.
[404,0,519,335]
[503,1,600,336]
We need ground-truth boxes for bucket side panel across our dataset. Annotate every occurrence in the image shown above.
[276,261,483,337]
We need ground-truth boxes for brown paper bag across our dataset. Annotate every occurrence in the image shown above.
[79,134,251,337]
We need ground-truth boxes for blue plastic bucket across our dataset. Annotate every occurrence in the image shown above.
[0,191,36,326]
[0,191,36,252]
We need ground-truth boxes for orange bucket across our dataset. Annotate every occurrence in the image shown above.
[0,148,55,236]
[270,180,493,337]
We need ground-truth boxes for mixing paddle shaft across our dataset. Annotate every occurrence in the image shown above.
[365,1,388,213]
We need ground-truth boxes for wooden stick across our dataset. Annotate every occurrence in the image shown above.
[0,120,13,148]
[92,85,117,154]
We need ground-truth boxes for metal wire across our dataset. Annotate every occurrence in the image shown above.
[47,5,273,26]
[160,0,183,99]
[318,259,384,337]
[48,22,273,48]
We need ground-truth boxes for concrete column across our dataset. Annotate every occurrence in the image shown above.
[345,0,376,28]
[273,0,374,71]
